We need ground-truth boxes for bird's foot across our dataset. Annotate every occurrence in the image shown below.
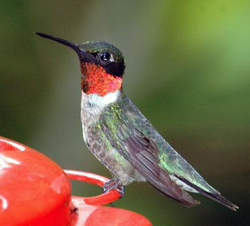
[103,178,125,198]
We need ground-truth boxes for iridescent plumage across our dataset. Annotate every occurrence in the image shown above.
[36,32,238,211]
[87,91,237,209]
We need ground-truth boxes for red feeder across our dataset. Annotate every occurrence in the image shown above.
[0,136,152,226]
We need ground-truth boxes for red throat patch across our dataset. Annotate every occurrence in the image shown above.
[80,62,123,96]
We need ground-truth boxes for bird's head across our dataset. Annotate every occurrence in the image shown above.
[36,33,125,96]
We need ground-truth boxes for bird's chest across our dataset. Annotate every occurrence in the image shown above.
[80,92,104,140]
[80,92,145,184]
[80,90,122,140]
[80,91,119,163]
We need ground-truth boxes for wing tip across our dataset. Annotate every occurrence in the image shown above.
[230,204,239,212]
[214,194,239,211]
[175,176,239,211]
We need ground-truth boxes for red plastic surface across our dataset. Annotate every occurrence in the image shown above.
[0,136,71,226]
[65,170,120,206]
[69,204,152,226]
[66,170,152,226]
[0,136,152,226]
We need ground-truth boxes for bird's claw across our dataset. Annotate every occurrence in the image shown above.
[103,178,125,198]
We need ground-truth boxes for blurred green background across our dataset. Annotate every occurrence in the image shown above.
[1,0,249,225]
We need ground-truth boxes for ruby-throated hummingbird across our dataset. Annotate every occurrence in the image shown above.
[36,32,238,211]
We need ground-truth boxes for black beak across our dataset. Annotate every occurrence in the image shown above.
[35,32,98,64]
[35,32,82,54]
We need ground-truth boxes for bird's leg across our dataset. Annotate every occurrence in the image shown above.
[103,178,125,198]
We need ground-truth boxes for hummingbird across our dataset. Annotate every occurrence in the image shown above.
[36,32,238,211]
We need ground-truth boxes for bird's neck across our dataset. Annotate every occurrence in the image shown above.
[80,62,123,96]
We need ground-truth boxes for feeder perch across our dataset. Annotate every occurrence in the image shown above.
[0,136,152,226]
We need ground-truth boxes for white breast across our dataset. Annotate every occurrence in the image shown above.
[81,90,120,116]
[80,90,120,141]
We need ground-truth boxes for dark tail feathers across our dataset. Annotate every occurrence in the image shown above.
[176,176,239,211]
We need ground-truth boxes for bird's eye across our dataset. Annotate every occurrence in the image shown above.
[100,52,111,62]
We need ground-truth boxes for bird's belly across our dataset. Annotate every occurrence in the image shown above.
[83,126,145,185]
